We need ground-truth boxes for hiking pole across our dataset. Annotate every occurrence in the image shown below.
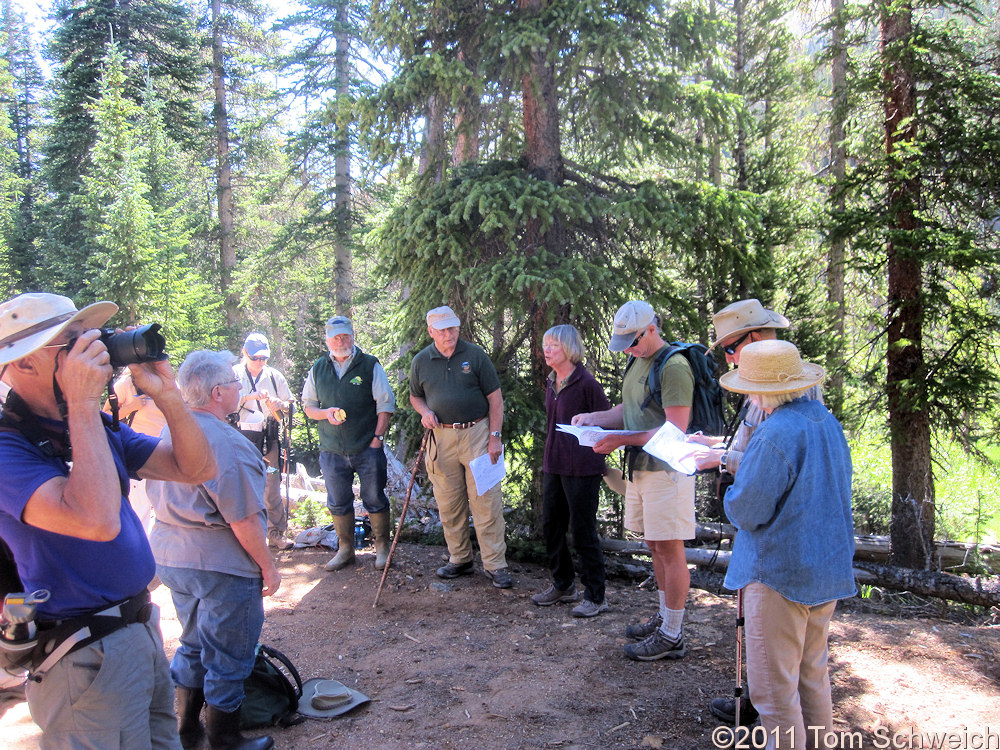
[734,587,745,729]
[283,403,294,529]
[373,429,429,608]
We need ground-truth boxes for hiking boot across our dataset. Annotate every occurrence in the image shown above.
[624,629,686,661]
[369,512,391,570]
[625,612,663,640]
[571,599,609,618]
[267,531,293,550]
[710,696,759,726]
[530,585,577,606]
[436,561,474,579]
[324,514,356,571]
[485,568,513,589]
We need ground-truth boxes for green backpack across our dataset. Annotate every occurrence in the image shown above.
[240,644,303,729]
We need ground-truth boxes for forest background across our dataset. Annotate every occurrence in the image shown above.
[1,0,999,571]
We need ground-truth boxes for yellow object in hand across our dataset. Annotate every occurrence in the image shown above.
[333,408,347,421]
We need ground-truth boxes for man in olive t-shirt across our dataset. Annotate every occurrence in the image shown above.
[409,306,512,589]
[572,300,695,661]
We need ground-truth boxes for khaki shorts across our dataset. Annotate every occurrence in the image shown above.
[625,469,696,541]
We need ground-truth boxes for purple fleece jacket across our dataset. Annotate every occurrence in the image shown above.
[542,364,611,476]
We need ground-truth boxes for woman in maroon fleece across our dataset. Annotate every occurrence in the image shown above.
[530,325,612,617]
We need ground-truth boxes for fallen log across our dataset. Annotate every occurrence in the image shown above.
[853,561,1000,609]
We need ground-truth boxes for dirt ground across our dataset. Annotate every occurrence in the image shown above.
[3,541,999,749]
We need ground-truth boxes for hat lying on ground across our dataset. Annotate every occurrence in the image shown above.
[718,340,825,396]
[0,293,118,366]
[297,678,370,718]
[709,299,789,349]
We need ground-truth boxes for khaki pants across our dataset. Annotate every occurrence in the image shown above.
[426,420,507,571]
[744,582,836,750]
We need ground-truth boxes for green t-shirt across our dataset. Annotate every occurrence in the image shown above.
[409,338,501,425]
[622,346,694,472]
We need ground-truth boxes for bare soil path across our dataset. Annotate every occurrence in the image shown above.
[3,542,999,749]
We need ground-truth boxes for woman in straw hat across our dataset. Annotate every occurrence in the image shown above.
[719,340,855,750]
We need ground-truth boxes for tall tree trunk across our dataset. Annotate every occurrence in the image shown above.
[733,0,748,191]
[453,0,484,166]
[211,0,237,330]
[333,0,352,315]
[882,2,934,570]
[826,0,847,416]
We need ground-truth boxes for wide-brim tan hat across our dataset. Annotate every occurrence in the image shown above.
[0,293,118,366]
[709,299,789,349]
[719,340,825,395]
[297,678,370,719]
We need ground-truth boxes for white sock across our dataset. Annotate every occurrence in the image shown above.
[660,607,685,639]
[658,590,667,610]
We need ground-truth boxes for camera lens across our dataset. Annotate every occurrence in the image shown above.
[104,324,167,368]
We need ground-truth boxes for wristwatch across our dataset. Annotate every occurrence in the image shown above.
[374,434,385,442]
[719,450,730,474]
[490,431,502,438]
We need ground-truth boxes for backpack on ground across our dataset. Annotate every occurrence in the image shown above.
[625,342,727,436]
[241,643,303,729]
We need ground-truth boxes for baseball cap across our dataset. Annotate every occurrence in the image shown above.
[243,333,270,358]
[325,316,354,338]
[426,306,461,330]
[608,300,656,352]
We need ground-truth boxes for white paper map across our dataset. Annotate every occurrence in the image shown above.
[641,421,700,475]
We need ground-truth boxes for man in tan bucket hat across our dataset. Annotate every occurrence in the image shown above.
[0,292,215,748]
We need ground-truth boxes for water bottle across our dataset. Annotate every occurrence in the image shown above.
[354,520,366,549]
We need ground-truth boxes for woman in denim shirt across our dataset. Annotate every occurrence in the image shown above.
[720,340,855,750]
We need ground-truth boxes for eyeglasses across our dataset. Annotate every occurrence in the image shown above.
[628,329,648,349]
[722,331,753,356]
[214,378,240,389]
[248,355,268,362]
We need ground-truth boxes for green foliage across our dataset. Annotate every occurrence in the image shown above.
[291,497,332,529]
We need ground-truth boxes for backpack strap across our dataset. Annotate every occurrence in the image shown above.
[258,643,303,703]
[640,345,677,411]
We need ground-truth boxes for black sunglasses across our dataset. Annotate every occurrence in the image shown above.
[629,328,649,349]
[248,355,269,362]
[722,331,753,356]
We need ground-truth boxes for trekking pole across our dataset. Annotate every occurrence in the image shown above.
[283,403,294,528]
[373,430,429,608]
[734,587,745,729]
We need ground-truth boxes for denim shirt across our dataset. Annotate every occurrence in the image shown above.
[723,397,856,606]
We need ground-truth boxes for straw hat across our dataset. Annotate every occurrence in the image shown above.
[0,293,118,366]
[296,678,370,719]
[718,340,825,395]
[709,299,789,349]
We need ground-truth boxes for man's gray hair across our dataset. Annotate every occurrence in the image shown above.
[178,350,237,407]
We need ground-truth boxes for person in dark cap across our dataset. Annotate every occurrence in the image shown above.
[0,292,215,748]
[302,316,395,571]
[235,332,294,549]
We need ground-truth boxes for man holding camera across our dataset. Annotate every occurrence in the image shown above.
[0,292,215,749]
[235,333,294,550]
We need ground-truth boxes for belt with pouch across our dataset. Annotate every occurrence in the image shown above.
[30,590,153,681]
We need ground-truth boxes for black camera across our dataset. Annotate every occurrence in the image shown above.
[69,324,167,368]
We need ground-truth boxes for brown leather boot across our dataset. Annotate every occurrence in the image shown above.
[204,704,273,750]
[369,511,391,570]
[175,685,205,749]
[323,514,356,571]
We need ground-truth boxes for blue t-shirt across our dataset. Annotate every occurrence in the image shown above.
[0,415,159,619]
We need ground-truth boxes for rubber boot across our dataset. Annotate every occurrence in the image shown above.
[370,511,391,570]
[204,704,273,750]
[176,685,205,750]
[323,514,357,571]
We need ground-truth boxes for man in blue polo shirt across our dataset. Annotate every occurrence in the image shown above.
[0,292,215,749]
[409,306,511,589]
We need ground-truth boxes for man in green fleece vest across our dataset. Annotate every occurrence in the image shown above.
[302,316,395,571]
